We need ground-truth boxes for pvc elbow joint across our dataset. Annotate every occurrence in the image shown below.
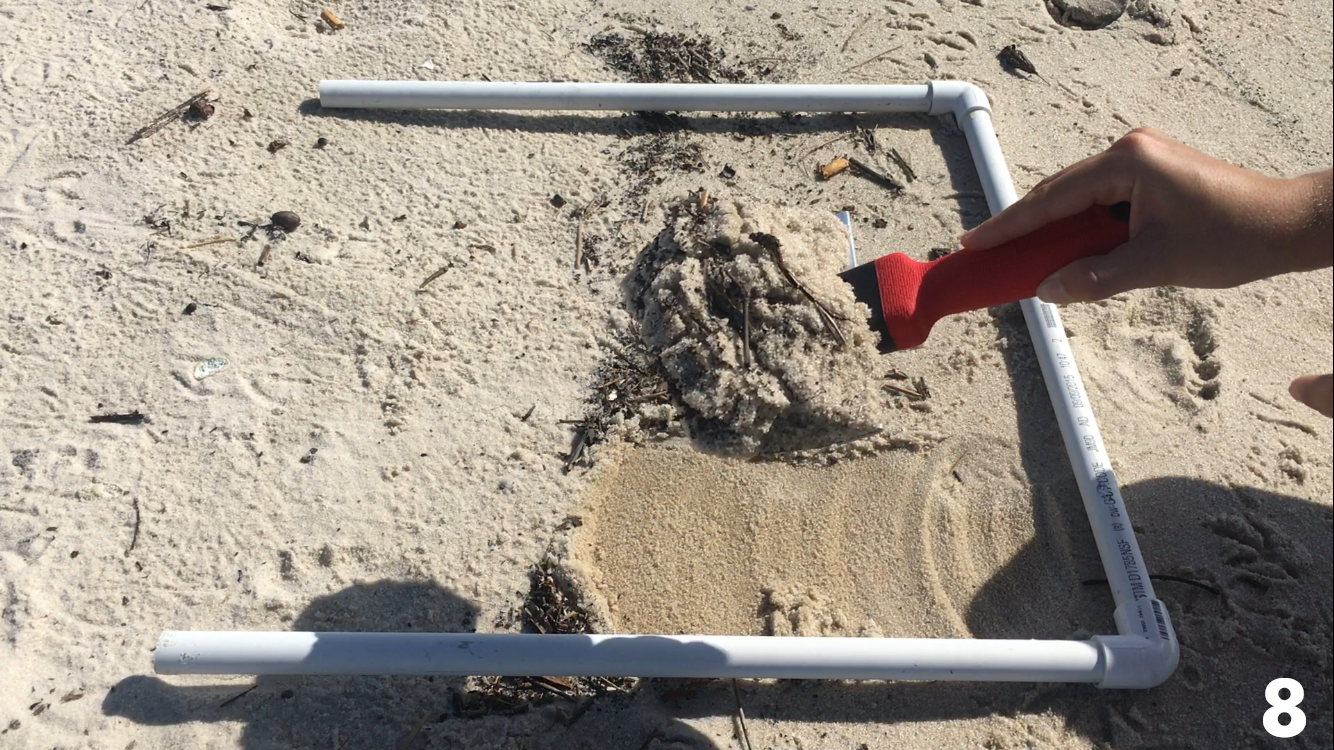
[1092,598,1180,688]
[927,80,991,119]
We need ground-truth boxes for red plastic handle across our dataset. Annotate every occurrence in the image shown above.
[873,204,1131,349]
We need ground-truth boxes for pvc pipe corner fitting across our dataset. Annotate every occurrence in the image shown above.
[1094,598,1180,688]
[927,80,992,119]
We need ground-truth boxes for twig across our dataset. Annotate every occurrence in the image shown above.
[574,197,608,270]
[839,15,873,53]
[89,411,146,425]
[742,290,752,369]
[184,236,234,249]
[884,383,924,400]
[219,685,257,708]
[417,263,453,291]
[732,679,753,750]
[574,216,585,270]
[1082,574,1221,596]
[126,497,141,555]
[847,156,904,193]
[794,132,850,163]
[750,233,846,346]
[521,404,536,421]
[887,148,916,182]
[621,390,669,405]
[126,90,210,144]
[397,710,432,750]
[838,45,902,75]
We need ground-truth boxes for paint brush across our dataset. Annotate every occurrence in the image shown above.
[840,203,1131,352]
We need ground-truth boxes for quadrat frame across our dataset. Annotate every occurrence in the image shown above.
[155,80,1178,689]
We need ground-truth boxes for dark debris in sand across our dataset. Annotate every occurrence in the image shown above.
[459,558,636,718]
[585,31,752,84]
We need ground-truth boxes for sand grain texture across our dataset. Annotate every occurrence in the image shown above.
[1,0,1330,748]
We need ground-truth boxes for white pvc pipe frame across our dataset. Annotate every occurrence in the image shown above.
[155,80,1178,689]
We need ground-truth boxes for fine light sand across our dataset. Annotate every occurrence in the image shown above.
[2,0,1331,749]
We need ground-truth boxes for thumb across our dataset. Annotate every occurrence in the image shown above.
[1035,232,1163,304]
[1289,374,1334,418]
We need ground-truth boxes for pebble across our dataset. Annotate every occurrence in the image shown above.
[1050,0,1127,27]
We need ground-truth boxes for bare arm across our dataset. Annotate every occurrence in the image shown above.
[961,129,1332,416]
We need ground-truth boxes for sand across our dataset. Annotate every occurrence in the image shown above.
[1,0,1331,749]
[629,202,889,455]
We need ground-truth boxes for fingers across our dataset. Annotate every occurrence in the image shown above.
[961,140,1141,251]
[1035,230,1163,303]
[1289,374,1334,418]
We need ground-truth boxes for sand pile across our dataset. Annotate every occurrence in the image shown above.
[625,202,887,455]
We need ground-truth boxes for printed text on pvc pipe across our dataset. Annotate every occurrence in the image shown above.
[1057,347,1148,602]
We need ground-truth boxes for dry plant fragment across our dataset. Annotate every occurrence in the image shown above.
[126,90,211,144]
[320,9,345,30]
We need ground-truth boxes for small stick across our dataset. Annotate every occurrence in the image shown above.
[90,411,146,425]
[256,244,272,268]
[884,383,924,400]
[573,197,608,270]
[218,685,257,708]
[127,90,210,144]
[397,710,432,750]
[184,236,234,249]
[521,404,536,421]
[732,680,753,750]
[840,15,872,53]
[418,263,453,291]
[621,390,669,404]
[795,132,849,162]
[751,233,846,346]
[838,45,902,75]
[574,218,584,269]
[126,497,141,555]
[847,157,904,193]
[742,290,752,369]
[887,148,916,182]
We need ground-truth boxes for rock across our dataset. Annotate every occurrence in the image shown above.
[1048,0,1127,28]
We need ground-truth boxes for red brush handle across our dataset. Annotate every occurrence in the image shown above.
[874,204,1130,349]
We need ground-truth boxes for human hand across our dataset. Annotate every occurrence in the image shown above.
[1290,374,1334,418]
[959,128,1332,303]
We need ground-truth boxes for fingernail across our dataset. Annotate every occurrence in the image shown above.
[1036,277,1071,304]
[957,230,974,246]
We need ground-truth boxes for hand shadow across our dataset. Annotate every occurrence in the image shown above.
[102,580,724,749]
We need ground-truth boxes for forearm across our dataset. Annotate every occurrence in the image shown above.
[1283,168,1333,273]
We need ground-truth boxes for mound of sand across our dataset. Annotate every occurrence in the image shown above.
[626,202,888,455]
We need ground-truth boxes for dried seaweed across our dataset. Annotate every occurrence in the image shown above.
[459,558,635,718]
[586,32,751,84]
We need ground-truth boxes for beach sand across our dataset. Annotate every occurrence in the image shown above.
[1,0,1330,748]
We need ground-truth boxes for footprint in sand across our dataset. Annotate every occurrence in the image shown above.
[1067,287,1223,422]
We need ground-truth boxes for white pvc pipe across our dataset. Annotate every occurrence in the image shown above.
[156,80,1177,689]
[949,87,1178,687]
[156,631,1105,682]
[319,80,933,113]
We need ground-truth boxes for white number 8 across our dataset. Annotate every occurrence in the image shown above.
[1263,678,1306,738]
